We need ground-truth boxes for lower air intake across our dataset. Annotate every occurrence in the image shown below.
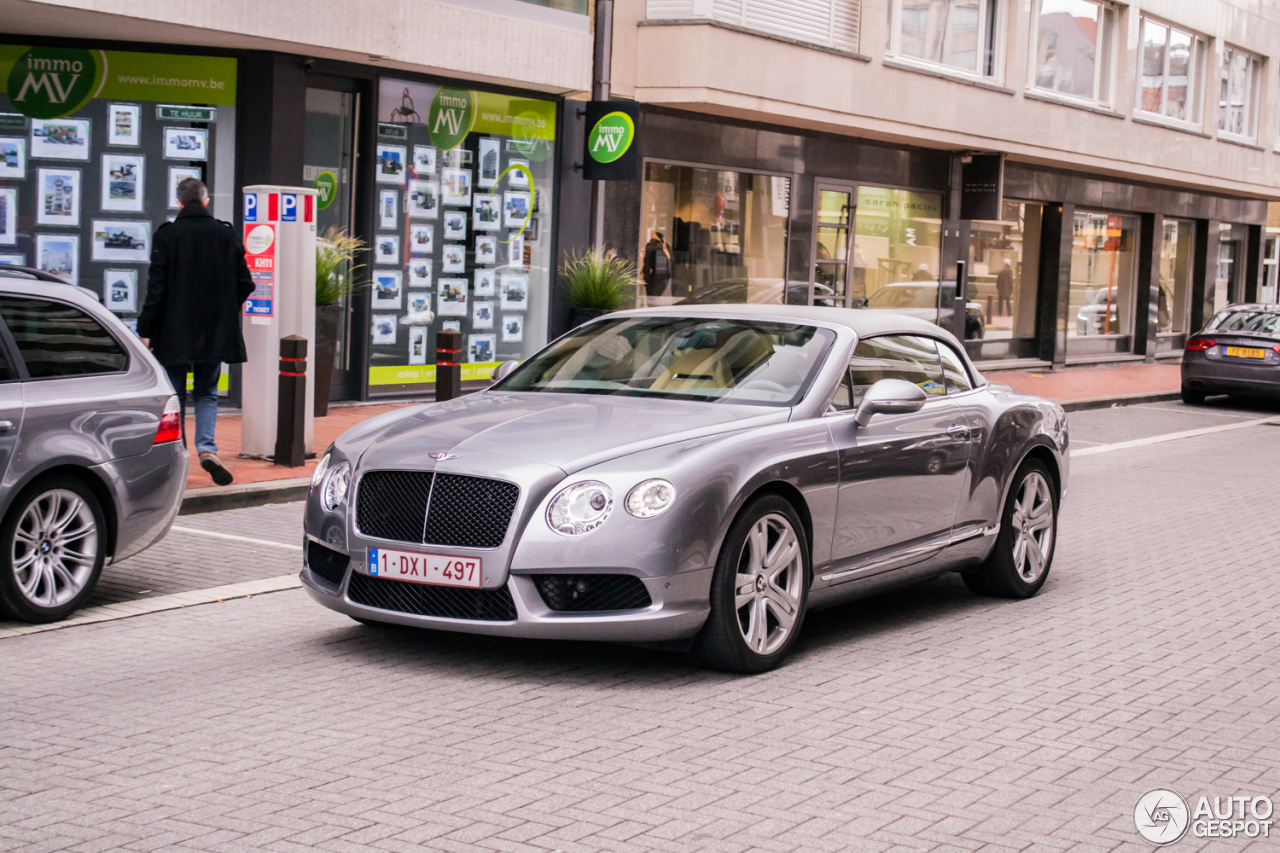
[347,572,517,622]
[533,574,653,612]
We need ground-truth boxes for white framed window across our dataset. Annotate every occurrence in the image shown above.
[646,0,862,53]
[886,0,1003,79]
[1136,16,1206,127]
[1218,44,1262,142]
[1030,0,1117,107]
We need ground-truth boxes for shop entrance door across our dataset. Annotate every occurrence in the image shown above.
[809,183,856,307]
[304,81,361,403]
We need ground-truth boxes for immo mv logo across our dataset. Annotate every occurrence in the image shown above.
[428,87,476,151]
[6,47,104,119]
[588,111,635,164]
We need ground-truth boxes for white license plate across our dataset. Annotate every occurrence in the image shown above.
[368,547,482,589]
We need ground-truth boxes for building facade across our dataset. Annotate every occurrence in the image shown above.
[3,0,1280,408]
[601,0,1280,367]
[0,0,592,402]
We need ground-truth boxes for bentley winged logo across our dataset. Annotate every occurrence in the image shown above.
[429,452,459,462]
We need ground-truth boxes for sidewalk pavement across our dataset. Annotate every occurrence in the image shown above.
[181,361,1183,509]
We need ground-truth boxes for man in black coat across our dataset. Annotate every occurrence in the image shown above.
[137,178,254,486]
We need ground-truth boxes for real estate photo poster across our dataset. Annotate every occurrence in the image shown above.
[0,138,25,179]
[101,154,145,213]
[31,118,91,160]
[37,234,79,284]
[0,188,16,245]
[37,168,81,226]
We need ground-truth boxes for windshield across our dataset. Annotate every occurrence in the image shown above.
[866,285,936,309]
[495,316,835,406]
[1206,310,1280,335]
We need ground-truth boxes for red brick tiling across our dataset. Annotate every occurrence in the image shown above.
[988,363,1182,402]
[183,404,416,490]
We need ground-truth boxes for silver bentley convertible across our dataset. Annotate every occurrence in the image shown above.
[302,306,1068,672]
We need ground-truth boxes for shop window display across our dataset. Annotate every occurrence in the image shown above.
[0,44,237,349]
[967,201,1042,340]
[852,187,943,308]
[1158,219,1193,334]
[1068,212,1136,338]
[370,78,556,392]
[637,163,790,306]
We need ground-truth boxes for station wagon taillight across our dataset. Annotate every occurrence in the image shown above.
[154,396,182,444]
[1185,338,1215,352]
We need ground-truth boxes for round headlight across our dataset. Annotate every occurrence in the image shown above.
[625,479,676,518]
[311,452,331,489]
[547,481,614,536]
[322,461,351,512]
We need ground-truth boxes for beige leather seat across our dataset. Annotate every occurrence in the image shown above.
[649,349,733,392]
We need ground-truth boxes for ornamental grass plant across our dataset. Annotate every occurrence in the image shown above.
[315,227,366,306]
[559,248,638,311]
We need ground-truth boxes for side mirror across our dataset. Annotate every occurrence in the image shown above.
[491,360,521,382]
[854,378,927,427]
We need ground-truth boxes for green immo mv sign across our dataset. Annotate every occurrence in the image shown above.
[582,100,639,181]
[1,45,237,119]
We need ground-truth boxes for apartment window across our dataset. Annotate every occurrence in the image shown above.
[646,0,861,53]
[888,0,1001,78]
[1031,0,1117,106]
[1219,45,1262,141]
[1137,17,1206,125]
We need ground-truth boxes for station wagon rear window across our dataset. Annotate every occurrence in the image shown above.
[495,316,835,406]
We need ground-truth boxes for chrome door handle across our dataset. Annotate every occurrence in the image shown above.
[947,424,970,441]
[0,420,13,433]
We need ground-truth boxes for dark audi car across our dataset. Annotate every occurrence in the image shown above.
[1182,304,1280,404]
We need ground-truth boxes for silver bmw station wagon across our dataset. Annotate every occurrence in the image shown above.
[302,305,1068,672]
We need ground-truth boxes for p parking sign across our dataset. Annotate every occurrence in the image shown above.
[582,100,640,181]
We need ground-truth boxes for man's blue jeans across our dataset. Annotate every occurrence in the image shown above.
[164,362,221,454]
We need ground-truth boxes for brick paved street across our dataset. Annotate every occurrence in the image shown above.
[2,403,1279,852]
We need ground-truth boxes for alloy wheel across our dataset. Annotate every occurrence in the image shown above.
[1010,472,1054,583]
[733,512,804,656]
[11,489,99,609]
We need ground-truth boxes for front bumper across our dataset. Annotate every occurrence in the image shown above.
[300,553,713,642]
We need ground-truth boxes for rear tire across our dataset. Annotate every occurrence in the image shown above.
[1180,384,1205,406]
[0,475,107,623]
[962,459,1057,600]
[693,495,809,674]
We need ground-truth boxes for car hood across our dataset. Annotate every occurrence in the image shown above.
[355,391,790,475]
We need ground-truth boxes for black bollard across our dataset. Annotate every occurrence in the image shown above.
[275,335,307,467]
[436,329,462,401]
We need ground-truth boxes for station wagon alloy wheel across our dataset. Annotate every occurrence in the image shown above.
[734,513,804,655]
[12,489,100,608]
[1010,472,1054,583]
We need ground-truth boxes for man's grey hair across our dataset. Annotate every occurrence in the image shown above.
[176,177,208,207]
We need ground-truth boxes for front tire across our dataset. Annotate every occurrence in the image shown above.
[0,476,107,623]
[962,459,1057,599]
[693,495,810,674]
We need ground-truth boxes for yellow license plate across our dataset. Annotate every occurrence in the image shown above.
[1224,346,1267,359]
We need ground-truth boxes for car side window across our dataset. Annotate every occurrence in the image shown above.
[0,296,128,378]
[848,335,947,405]
[936,341,974,394]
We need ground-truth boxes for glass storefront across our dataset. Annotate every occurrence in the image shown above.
[1209,222,1248,318]
[853,187,943,305]
[638,162,790,306]
[0,44,237,344]
[304,87,358,387]
[968,201,1042,341]
[1158,218,1193,334]
[1069,212,1136,339]
[367,78,556,392]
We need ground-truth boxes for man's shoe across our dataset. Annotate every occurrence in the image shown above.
[199,451,234,486]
